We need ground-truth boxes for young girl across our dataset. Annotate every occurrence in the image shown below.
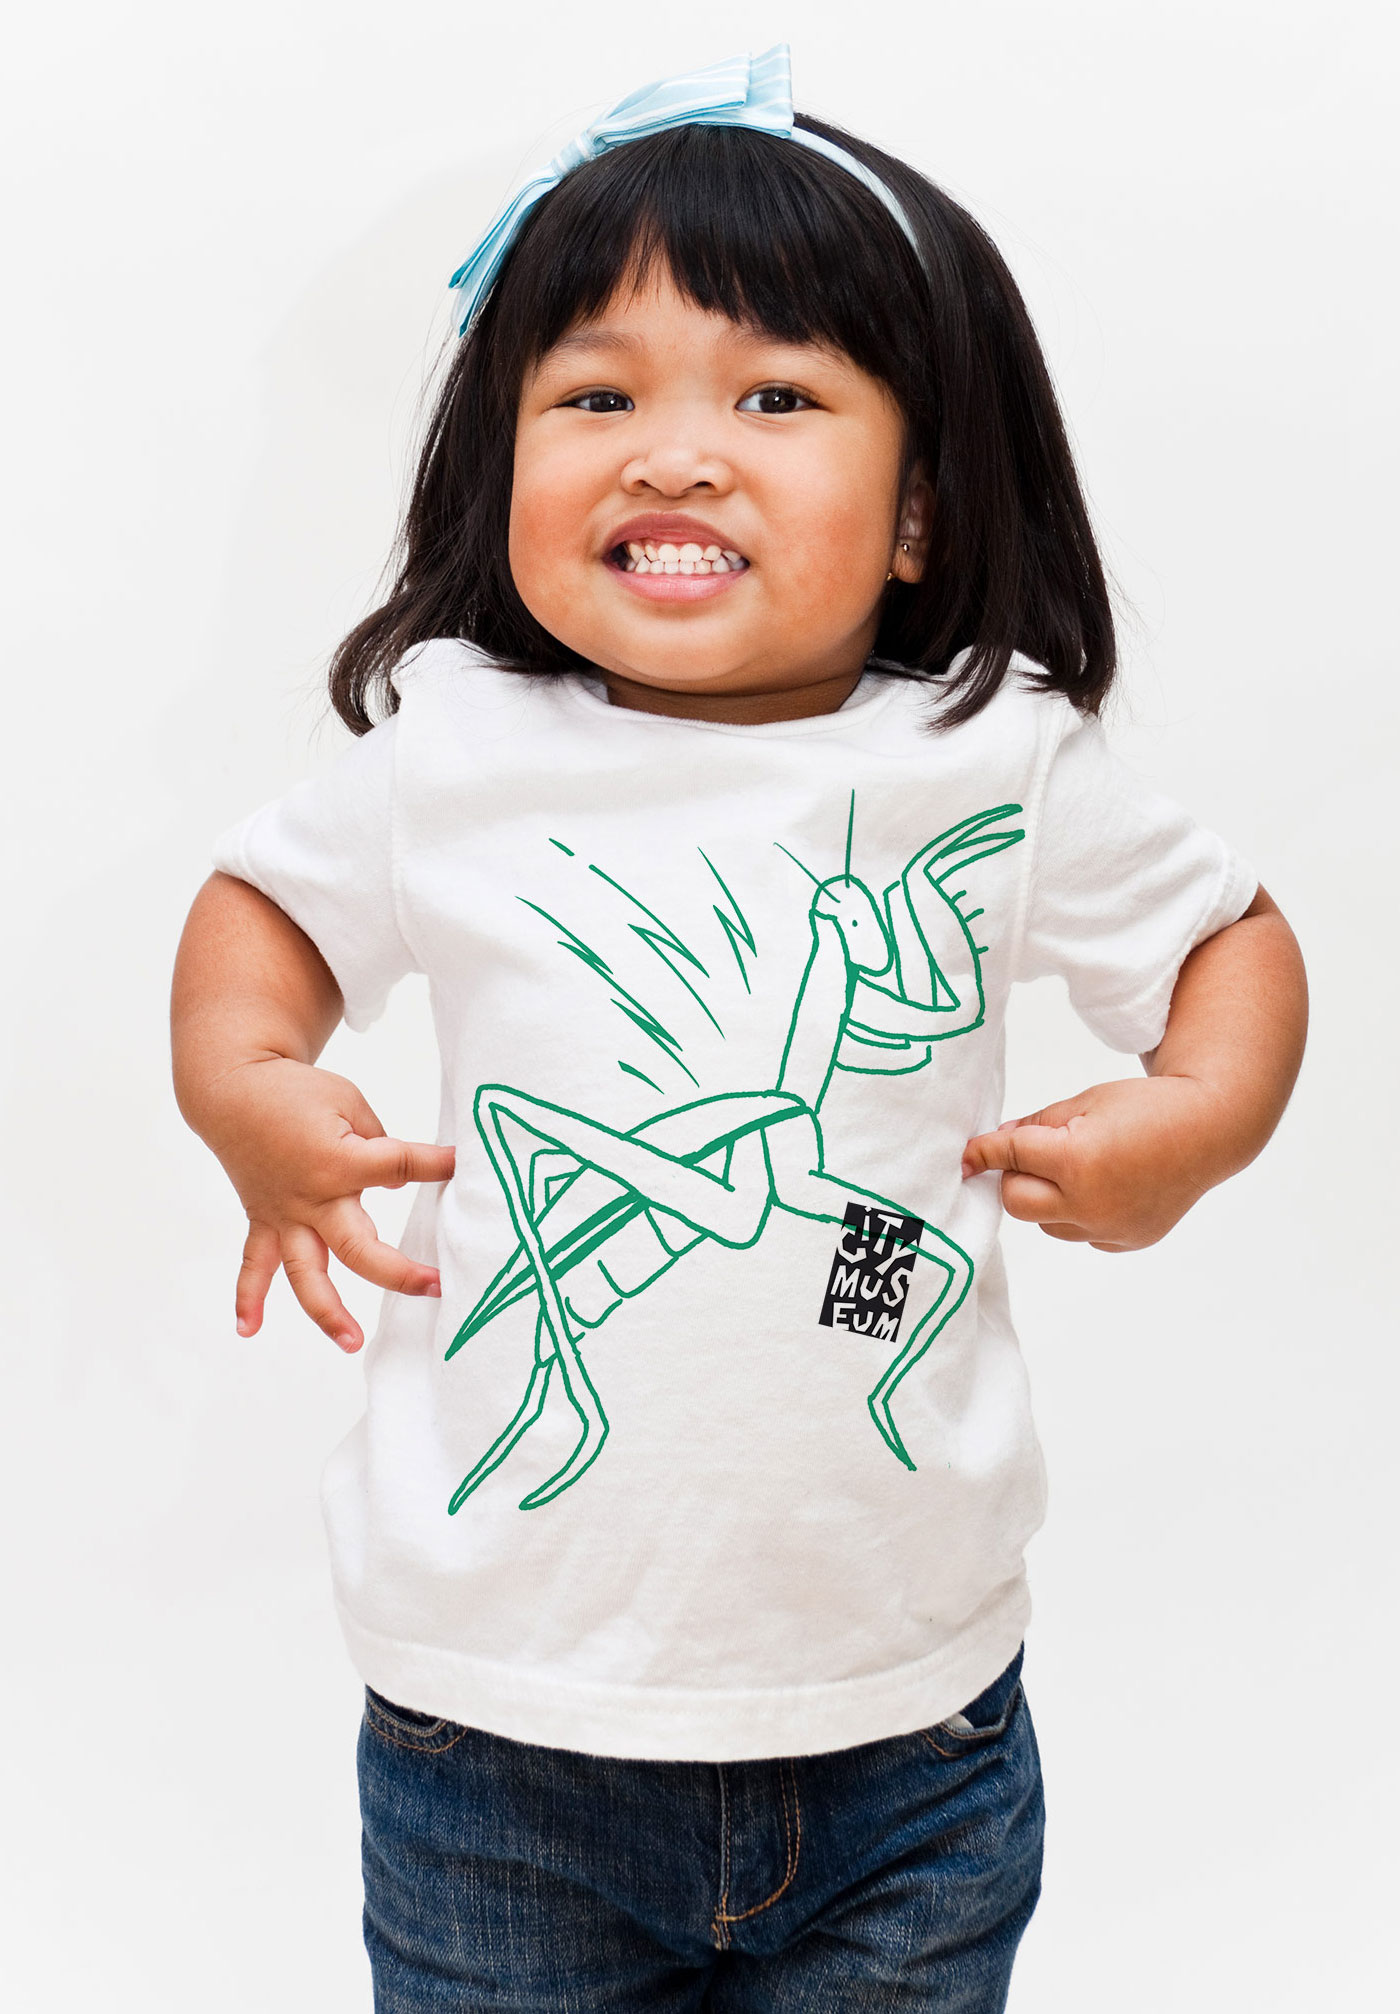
[171,45,1306,2011]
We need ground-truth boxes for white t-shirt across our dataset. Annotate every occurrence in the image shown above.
[212,638,1256,1761]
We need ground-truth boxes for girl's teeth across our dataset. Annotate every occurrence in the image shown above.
[614,537,749,575]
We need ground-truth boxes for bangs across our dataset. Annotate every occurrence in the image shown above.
[474,122,932,394]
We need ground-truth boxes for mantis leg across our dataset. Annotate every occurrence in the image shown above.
[864,806,1027,1047]
[474,1085,789,1247]
[477,1091,611,1510]
[457,1087,797,1508]
[867,1225,974,1471]
[448,1315,555,1514]
[764,1126,974,1472]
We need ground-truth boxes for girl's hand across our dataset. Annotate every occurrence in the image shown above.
[963,891,1307,1252]
[207,1055,456,1353]
[960,1076,1224,1251]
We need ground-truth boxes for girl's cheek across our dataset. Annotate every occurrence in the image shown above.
[789,491,894,596]
[511,445,599,561]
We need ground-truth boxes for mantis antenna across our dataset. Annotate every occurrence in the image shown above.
[774,842,822,886]
[845,791,855,880]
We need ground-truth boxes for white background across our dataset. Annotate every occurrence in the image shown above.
[3,1,1396,2006]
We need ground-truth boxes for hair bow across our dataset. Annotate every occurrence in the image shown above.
[447,43,922,337]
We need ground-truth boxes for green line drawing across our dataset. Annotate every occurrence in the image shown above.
[587,863,724,1036]
[532,846,747,1088]
[518,899,700,1087]
[822,797,1025,1079]
[447,799,1025,1514]
[698,848,757,992]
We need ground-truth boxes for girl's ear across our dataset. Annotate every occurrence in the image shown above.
[889,473,935,584]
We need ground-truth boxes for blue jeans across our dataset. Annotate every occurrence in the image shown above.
[358,1643,1043,2011]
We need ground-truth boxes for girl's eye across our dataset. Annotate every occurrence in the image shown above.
[565,389,633,414]
[737,384,816,415]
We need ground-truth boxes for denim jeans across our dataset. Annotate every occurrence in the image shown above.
[358,1642,1043,2011]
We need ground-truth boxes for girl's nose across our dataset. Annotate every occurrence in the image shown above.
[620,433,733,498]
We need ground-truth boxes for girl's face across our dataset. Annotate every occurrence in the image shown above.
[510,264,929,722]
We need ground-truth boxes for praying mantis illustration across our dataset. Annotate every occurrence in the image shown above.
[445,799,1025,1513]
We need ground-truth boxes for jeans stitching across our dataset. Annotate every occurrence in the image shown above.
[364,1699,473,1755]
[714,1759,802,1924]
[918,1682,1022,1759]
[711,1765,732,1950]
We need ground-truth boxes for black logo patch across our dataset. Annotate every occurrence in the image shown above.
[818,1202,924,1340]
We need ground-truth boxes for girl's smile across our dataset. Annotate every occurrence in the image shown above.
[510,264,928,722]
[604,510,750,601]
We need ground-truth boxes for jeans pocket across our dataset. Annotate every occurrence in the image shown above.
[921,1644,1025,1759]
[363,1685,467,1752]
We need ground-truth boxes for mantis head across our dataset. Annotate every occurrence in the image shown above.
[813,876,893,976]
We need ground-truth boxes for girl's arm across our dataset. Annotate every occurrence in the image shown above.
[171,871,455,1351]
[960,887,1307,1248]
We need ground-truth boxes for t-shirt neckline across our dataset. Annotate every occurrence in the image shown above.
[560,666,902,738]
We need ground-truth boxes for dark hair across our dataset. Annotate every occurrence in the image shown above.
[329,114,1116,734]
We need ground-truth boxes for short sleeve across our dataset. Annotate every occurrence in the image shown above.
[1017,710,1259,1053]
[210,716,417,1032]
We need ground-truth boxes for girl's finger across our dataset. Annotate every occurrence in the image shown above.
[235,1220,281,1336]
[315,1198,443,1299]
[1036,1219,1130,1249]
[278,1222,364,1354]
[340,1135,457,1192]
[963,1121,1074,1184]
[999,1171,1071,1225]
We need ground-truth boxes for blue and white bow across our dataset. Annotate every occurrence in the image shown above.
[447,43,922,337]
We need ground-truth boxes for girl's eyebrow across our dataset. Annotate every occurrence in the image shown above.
[545,328,639,358]
[542,324,835,365]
